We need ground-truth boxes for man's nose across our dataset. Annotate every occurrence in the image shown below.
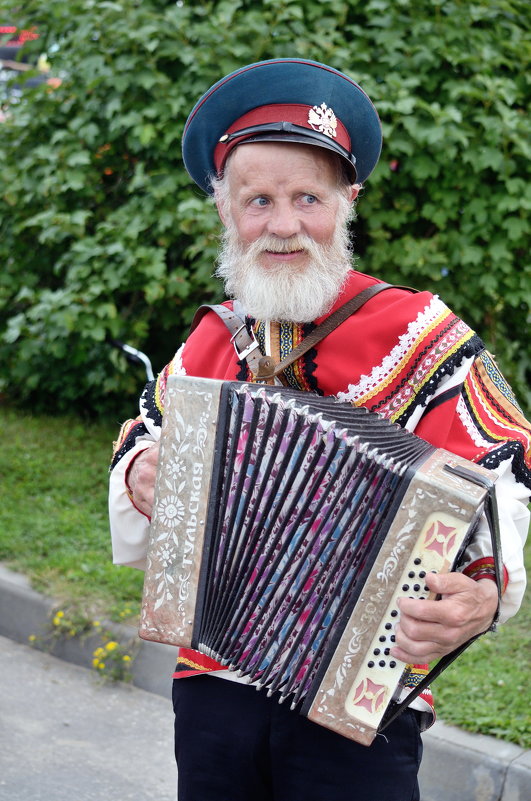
[266,203,302,239]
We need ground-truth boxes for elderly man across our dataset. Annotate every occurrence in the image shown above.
[109,59,530,801]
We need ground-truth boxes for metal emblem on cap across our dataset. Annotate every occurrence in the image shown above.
[308,103,337,139]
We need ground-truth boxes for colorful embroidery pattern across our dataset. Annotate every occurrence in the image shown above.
[337,298,483,426]
[173,648,226,678]
[251,320,319,391]
[401,664,429,689]
[110,417,148,470]
[461,351,531,487]
[463,557,509,592]
[480,351,522,412]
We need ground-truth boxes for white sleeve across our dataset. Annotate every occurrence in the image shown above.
[108,429,160,571]
[109,344,187,571]
[460,457,529,624]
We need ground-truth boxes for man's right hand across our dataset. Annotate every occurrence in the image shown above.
[127,441,160,517]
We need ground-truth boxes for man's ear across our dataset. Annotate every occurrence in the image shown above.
[350,184,361,202]
[216,198,227,226]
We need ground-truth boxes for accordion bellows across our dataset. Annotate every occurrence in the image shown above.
[139,376,495,745]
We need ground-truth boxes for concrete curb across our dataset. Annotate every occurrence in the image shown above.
[1,563,529,801]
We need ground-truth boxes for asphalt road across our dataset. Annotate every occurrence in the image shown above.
[0,635,176,801]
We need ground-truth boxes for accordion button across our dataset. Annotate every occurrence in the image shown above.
[379,635,386,642]
[379,660,386,667]
[408,571,416,578]
[414,584,421,592]
[390,635,396,642]
[385,623,392,630]
[390,661,396,668]
[402,584,409,591]
[414,558,422,565]
[368,661,375,668]
[391,610,398,617]
[419,570,426,578]
[384,648,390,655]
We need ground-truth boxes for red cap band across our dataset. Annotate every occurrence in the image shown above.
[213,103,352,174]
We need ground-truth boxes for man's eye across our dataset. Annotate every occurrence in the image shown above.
[250,196,269,207]
[302,194,318,204]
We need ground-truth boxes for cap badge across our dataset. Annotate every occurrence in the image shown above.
[308,103,337,139]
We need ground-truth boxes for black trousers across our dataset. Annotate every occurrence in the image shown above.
[173,676,422,801]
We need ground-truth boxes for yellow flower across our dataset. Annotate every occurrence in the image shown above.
[122,655,131,663]
[28,634,36,642]
[56,611,64,619]
[105,641,118,652]
[93,621,101,628]
[92,658,100,668]
[52,616,62,626]
[97,662,106,670]
[93,647,105,658]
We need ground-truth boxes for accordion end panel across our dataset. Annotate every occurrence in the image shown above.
[139,377,224,647]
[304,451,493,746]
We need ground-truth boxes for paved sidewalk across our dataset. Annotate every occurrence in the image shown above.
[1,563,529,801]
[0,635,176,801]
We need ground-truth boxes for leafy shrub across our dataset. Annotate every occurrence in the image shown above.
[0,0,529,416]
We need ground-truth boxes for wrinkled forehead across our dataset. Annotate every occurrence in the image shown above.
[224,140,349,186]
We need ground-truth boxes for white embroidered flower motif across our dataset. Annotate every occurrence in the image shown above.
[155,543,175,569]
[308,103,337,139]
[167,456,186,480]
[157,495,185,529]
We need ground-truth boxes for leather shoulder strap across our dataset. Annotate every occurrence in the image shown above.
[189,303,263,374]
[256,283,415,380]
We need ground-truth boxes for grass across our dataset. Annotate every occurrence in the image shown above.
[1,403,529,747]
[0,404,144,622]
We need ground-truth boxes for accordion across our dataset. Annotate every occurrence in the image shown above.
[139,375,498,745]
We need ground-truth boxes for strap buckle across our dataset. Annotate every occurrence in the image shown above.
[230,324,260,361]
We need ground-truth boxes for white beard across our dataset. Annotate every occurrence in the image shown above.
[215,212,354,323]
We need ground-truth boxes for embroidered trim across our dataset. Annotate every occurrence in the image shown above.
[401,664,429,689]
[176,656,214,671]
[456,395,494,448]
[251,320,320,392]
[338,296,448,404]
[110,419,148,470]
[171,343,187,376]
[391,336,481,426]
[462,353,531,488]
[463,557,509,593]
[480,351,522,412]
[140,379,162,428]
[279,321,320,393]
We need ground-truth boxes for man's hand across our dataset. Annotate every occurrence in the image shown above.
[390,572,499,664]
[127,441,160,517]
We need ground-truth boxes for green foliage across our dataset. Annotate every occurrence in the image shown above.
[0,0,529,416]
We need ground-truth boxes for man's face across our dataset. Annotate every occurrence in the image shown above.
[215,142,357,322]
[220,142,349,272]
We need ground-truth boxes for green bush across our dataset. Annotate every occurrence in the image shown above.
[0,0,529,417]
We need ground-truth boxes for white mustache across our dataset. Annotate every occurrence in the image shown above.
[260,237,307,253]
[247,234,320,259]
